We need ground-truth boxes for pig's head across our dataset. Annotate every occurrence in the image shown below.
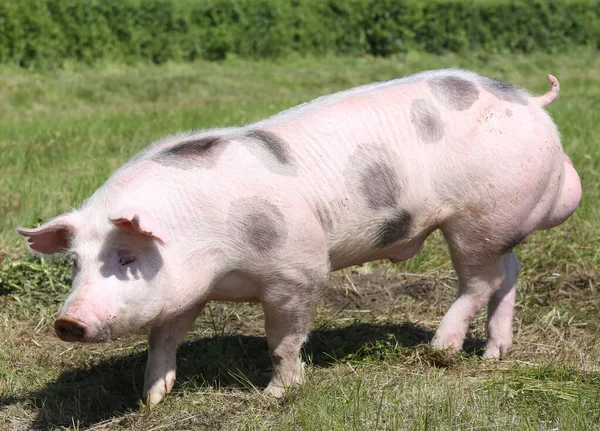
[17,207,170,343]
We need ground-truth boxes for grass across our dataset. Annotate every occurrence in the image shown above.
[1,49,599,430]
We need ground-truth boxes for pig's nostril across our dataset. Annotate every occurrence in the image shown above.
[54,317,87,342]
[62,324,83,337]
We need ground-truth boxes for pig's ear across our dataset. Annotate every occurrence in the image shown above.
[16,213,80,254]
[109,207,169,244]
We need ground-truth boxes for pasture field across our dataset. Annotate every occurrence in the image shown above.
[1,50,599,430]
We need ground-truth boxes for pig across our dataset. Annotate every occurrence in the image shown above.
[17,69,581,406]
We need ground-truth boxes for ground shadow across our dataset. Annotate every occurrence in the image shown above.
[2,321,485,429]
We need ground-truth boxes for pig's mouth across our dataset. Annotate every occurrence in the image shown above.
[54,315,112,342]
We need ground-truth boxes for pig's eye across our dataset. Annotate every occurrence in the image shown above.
[119,255,135,266]
[70,255,79,268]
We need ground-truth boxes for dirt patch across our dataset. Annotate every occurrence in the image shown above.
[319,266,457,314]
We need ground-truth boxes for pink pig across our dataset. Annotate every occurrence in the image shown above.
[18,69,581,405]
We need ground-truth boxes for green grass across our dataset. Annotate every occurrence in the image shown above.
[1,50,599,430]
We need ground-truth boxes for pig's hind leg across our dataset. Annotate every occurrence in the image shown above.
[432,225,521,357]
[143,303,205,406]
[484,251,520,359]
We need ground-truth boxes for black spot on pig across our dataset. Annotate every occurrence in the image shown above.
[482,77,528,106]
[428,76,479,111]
[230,198,287,253]
[499,233,527,255]
[359,162,400,210]
[152,135,223,169]
[375,210,413,248]
[166,136,220,156]
[245,129,292,166]
[410,99,445,143]
[505,108,513,117]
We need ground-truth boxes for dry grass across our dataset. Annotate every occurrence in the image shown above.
[1,257,598,430]
[1,50,599,429]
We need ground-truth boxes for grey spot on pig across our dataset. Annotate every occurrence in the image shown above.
[152,136,223,169]
[345,144,403,211]
[229,198,287,253]
[428,76,479,111]
[375,210,413,248]
[359,162,399,210]
[505,108,513,117]
[244,213,280,252]
[482,77,528,106]
[245,129,293,166]
[410,99,445,143]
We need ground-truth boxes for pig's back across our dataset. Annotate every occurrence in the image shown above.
[95,69,567,270]
[255,69,565,267]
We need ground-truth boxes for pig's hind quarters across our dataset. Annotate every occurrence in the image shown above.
[430,151,581,358]
[432,221,522,359]
[537,156,582,230]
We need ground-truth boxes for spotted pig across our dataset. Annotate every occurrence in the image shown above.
[17,69,581,405]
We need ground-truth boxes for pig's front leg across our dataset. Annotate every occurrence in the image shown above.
[484,252,520,359]
[261,291,318,398]
[143,304,205,406]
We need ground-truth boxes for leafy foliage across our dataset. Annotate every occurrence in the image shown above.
[0,0,598,68]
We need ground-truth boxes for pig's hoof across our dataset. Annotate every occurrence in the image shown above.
[264,363,305,399]
[483,341,510,360]
[142,369,176,407]
[264,383,287,399]
[431,336,462,354]
[143,391,166,407]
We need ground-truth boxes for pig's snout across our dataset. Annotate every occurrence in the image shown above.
[54,316,90,342]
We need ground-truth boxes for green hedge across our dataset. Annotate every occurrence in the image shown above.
[0,0,598,67]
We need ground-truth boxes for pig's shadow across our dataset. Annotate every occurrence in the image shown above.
[10,322,484,429]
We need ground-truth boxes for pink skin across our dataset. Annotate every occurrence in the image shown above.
[484,252,520,359]
[19,208,170,342]
[17,69,581,406]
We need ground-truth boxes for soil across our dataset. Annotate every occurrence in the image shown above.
[320,266,457,314]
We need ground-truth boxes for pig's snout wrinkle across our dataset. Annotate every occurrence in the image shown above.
[54,316,89,342]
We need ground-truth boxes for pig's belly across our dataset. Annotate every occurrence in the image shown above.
[208,271,261,302]
[330,234,429,271]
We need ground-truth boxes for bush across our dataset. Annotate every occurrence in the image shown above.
[0,0,598,68]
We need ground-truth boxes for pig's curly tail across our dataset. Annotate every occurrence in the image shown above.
[533,75,560,108]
